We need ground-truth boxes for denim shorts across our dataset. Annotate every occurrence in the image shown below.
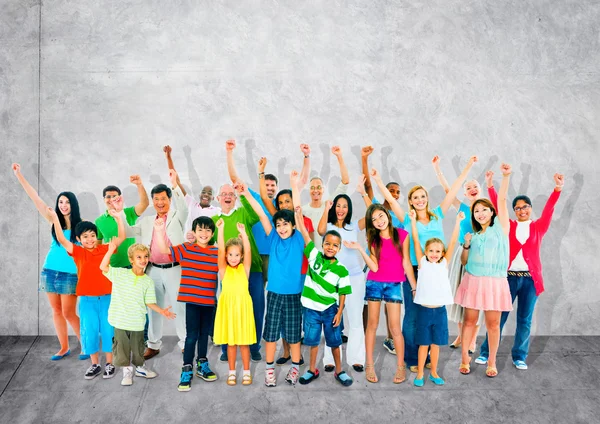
[415,306,448,346]
[302,305,342,348]
[364,280,403,303]
[40,268,78,295]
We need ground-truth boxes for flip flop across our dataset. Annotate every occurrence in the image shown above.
[486,366,498,378]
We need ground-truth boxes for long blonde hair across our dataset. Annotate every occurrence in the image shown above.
[408,185,438,221]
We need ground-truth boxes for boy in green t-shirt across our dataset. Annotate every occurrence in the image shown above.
[294,207,353,387]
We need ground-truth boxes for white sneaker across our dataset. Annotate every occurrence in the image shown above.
[121,366,133,386]
[513,360,528,370]
[474,356,488,365]
[135,364,158,379]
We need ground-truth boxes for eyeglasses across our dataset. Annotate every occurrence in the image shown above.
[310,185,323,191]
[104,195,119,200]
[219,192,235,197]
[514,205,531,212]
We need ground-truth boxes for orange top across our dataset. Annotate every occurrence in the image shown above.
[70,244,113,296]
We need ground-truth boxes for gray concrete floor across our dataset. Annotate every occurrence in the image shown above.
[0,336,598,424]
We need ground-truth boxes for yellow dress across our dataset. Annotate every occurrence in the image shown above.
[213,264,257,346]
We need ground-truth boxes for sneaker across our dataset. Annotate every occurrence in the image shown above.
[219,352,228,362]
[251,351,262,362]
[196,359,217,381]
[84,364,102,380]
[103,363,116,379]
[135,365,157,379]
[475,356,488,365]
[285,367,299,385]
[178,365,193,392]
[121,366,134,386]
[265,368,277,387]
[383,338,396,355]
[513,360,528,370]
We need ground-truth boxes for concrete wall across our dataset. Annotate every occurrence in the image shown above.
[2,0,599,335]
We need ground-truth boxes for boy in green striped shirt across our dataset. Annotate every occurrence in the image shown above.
[294,207,353,387]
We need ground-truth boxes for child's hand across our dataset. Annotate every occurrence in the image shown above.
[300,143,311,156]
[47,206,58,220]
[361,146,374,157]
[485,170,494,187]
[464,233,472,244]
[332,312,343,328]
[129,174,143,186]
[554,173,565,188]
[290,170,299,183]
[154,217,166,232]
[11,163,21,176]
[325,199,333,211]
[108,208,122,220]
[342,240,361,250]
[331,146,342,157]
[109,195,124,213]
[225,139,236,151]
[467,155,479,166]
[432,155,441,167]
[162,306,176,320]
[295,205,303,218]
[500,163,512,176]
[370,167,381,181]
[186,231,196,243]
[237,222,246,235]
[258,157,267,173]
[216,218,224,230]
[356,174,366,195]
[107,239,118,253]
[456,211,466,222]
[408,209,416,221]
[163,145,172,157]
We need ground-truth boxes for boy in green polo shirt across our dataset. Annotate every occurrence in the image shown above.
[293,207,353,387]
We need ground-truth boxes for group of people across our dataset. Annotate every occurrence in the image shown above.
[12,140,565,391]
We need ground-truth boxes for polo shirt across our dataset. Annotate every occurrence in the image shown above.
[96,206,139,268]
[170,243,219,306]
[70,244,112,296]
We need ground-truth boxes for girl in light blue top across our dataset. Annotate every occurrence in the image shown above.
[12,163,86,361]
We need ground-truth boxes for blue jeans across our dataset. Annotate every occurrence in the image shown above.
[302,305,342,348]
[479,274,538,362]
[222,271,264,354]
[402,278,419,367]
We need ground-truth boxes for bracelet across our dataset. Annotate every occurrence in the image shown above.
[463,244,471,250]
[304,155,310,158]
[436,172,443,176]
[258,172,265,175]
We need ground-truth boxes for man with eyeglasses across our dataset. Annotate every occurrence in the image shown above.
[476,172,565,370]
[95,175,149,268]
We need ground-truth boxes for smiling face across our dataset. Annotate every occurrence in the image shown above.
[217,184,237,213]
[277,193,293,211]
[309,178,324,202]
[387,183,400,201]
[226,244,243,267]
[473,202,493,227]
[103,190,120,210]
[370,208,390,232]
[57,195,71,216]
[152,190,171,216]
[129,248,149,272]
[463,180,481,202]
[77,230,98,249]
[194,226,213,247]
[265,178,278,199]
[513,199,532,222]
[322,234,341,259]
[335,197,349,222]
[275,218,294,239]
[409,188,428,212]
[425,241,445,263]
[199,186,214,208]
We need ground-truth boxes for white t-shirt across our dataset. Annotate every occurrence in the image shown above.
[509,220,532,271]
[302,182,348,249]
[414,257,454,306]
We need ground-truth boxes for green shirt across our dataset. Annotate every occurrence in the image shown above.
[103,266,156,331]
[96,206,139,268]
[212,196,262,273]
[301,241,352,312]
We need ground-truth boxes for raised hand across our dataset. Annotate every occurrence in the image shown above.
[154,217,166,231]
[408,209,416,221]
[169,169,178,187]
[236,222,246,236]
[216,218,224,230]
[225,139,236,151]
[456,211,466,222]
[361,146,374,157]
[258,157,267,173]
[185,231,196,243]
[500,163,512,176]
[467,155,479,166]
[325,200,333,211]
[331,145,342,157]
[356,174,367,195]
[290,170,299,183]
[464,233,472,244]
[485,170,494,187]
[108,208,122,220]
[107,239,118,253]
[342,240,361,250]
[554,173,565,188]
[110,195,124,212]
[129,174,142,186]
[234,180,248,196]
[11,163,21,176]
[163,145,172,157]
[300,144,311,156]
[370,167,381,181]
[432,155,441,166]
[46,206,58,220]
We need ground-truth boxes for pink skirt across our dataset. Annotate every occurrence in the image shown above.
[454,272,513,312]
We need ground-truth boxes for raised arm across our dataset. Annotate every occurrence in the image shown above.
[216,218,227,279]
[129,174,150,216]
[298,144,311,191]
[258,157,277,216]
[371,168,405,223]
[445,211,465,261]
[408,210,424,265]
[439,156,478,214]
[497,163,512,235]
[290,170,302,210]
[48,207,73,254]
[225,139,240,184]
[432,156,461,210]
[354,174,368,230]
[317,200,332,236]
[237,223,252,278]
[169,169,188,225]
[164,145,186,196]
[12,163,53,223]
[236,180,270,236]
[536,173,564,235]
[99,239,118,273]
[403,237,417,292]
[361,146,374,199]
[108,208,126,246]
[331,146,350,185]
[152,218,171,255]
[486,170,499,210]
[294,206,312,245]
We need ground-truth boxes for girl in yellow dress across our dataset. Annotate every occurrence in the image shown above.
[213,219,256,386]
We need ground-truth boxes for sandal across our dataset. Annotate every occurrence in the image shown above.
[459,362,471,375]
[365,363,378,383]
[485,366,498,378]
[227,374,237,386]
[393,365,406,384]
[242,373,253,385]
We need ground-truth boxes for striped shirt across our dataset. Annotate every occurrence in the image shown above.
[170,243,219,306]
[103,266,156,331]
[301,241,352,312]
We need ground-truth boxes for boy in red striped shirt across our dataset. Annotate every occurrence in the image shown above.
[154,216,219,391]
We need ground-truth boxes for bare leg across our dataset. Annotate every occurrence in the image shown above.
[265,341,277,364]
[461,308,479,365]
[290,342,301,364]
[309,346,319,373]
[281,339,290,358]
[385,302,405,367]
[429,345,440,378]
[485,311,501,369]
[332,346,342,373]
[469,325,480,352]
[60,294,81,341]
[417,345,428,380]
[365,301,381,365]
[385,308,393,339]
[227,345,237,371]
[106,352,113,363]
[240,345,250,370]
[47,294,69,355]
[451,321,463,347]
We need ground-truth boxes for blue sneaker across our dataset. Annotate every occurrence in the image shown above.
[196,359,217,381]
[51,349,70,361]
[334,371,353,387]
[429,374,445,385]
[383,338,396,355]
[178,365,193,392]
[475,355,488,365]
[413,376,424,387]
[513,360,528,370]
